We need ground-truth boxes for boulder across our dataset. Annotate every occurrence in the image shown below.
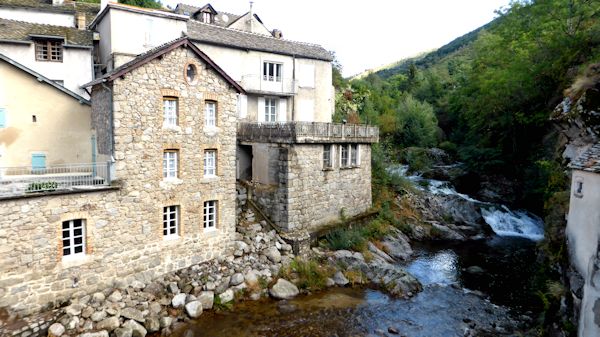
[114,328,132,337]
[244,270,259,287]
[381,229,413,261]
[144,316,160,332]
[77,332,109,337]
[48,323,65,337]
[230,273,244,286]
[122,319,147,337]
[171,293,187,308]
[91,310,107,322]
[269,279,299,300]
[333,271,349,286]
[130,280,145,290]
[65,303,84,316]
[120,307,145,323]
[198,291,214,310]
[107,290,123,303]
[91,292,105,304]
[185,301,203,318]
[159,316,173,328]
[219,289,234,303]
[168,282,180,294]
[264,247,282,263]
[96,316,120,331]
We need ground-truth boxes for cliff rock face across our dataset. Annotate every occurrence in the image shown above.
[552,64,600,161]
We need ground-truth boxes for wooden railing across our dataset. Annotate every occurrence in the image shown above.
[237,122,379,144]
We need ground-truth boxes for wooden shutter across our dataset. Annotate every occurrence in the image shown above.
[278,98,287,122]
[257,97,265,122]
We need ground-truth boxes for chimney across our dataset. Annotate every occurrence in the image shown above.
[248,1,254,32]
[52,0,64,6]
[76,13,86,30]
[272,29,282,39]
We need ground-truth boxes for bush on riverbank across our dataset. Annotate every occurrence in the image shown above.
[279,258,334,291]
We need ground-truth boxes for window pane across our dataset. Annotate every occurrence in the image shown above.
[63,248,70,256]
[75,246,83,253]
[63,239,70,247]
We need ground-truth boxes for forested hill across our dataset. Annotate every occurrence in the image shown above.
[373,20,496,80]
[334,0,600,215]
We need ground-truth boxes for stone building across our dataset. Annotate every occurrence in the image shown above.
[0,37,243,315]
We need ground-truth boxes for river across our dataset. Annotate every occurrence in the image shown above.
[173,167,544,337]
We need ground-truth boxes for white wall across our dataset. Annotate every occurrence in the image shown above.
[0,8,74,27]
[0,43,93,98]
[109,9,187,68]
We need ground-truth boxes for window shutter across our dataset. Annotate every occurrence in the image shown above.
[278,99,287,122]
[0,108,5,128]
[257,97,265,122]
[238,94,248,118]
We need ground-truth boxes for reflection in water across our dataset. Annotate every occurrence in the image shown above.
[405,249,458,286]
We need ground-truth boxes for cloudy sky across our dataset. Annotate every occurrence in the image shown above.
[162,0,512,76]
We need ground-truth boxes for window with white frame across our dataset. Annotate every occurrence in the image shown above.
[340,144,349,168]
[62,219,85,258]
[163,205,179,238]
[350,144,358,166]
[201,11,213,23]
[203,200,217,230]
[574,177,584,198]
[265,98,278,122]
[204,150,217,177]
[323,144,332,169]
[163,97,178,127]
[205,101,217,127]
[163,150,178,179]
[263,62,282,82]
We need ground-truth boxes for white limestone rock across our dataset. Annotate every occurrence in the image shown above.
[269,279,299,300]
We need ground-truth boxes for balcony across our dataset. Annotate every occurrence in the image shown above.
[0,162,113,199]
[240,74,297,95]
[237,122,379,144]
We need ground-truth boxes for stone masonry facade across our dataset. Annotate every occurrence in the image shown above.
[0,46,239,315]
[253,143,372,231]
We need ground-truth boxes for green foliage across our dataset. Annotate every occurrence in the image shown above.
[119,0,162,9]
[26,181,58,192]
[400,147,434,173]
[281,258,332,291]
[213,294,233,311]
[324,226,367,251]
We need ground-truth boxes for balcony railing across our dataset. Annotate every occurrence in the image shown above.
[237,122,379,144]
[0,162,112,198]
[240,74,297,95]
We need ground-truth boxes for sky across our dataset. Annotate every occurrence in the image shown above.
[162,0,513,77]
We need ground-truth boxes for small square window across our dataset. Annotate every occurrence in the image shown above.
[62,219,85,258]
[35,39,63,62]
[203,200,217,230]
[205,101,217,127]
[163,205,179,238]
[163,150,179,179]
[204,150,217,177]
[163,97,178,127]
[574,178,584,198]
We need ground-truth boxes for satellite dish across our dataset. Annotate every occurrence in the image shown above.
[222,14,229,22]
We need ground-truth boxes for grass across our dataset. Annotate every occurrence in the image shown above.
[213,294,234,311]
[279,258,333,291]
[323,217,393,252]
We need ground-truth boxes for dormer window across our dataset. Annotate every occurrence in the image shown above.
[201,11,213,23]
[34,39,63,62]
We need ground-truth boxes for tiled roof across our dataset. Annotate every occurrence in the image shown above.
[81,37,245,94]
[0,17,93,46]
[569,143,600,172]
[0,0,100,25]
[174,3,240,27]
[187,21,333,61]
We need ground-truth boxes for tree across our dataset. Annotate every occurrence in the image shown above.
[120,0,162,9]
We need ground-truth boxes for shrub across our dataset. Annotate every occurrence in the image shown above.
[26,181,58,192]
[281,258,332,291]
[324,226,367,251]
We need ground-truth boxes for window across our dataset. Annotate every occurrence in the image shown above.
[62,219,85,258]
[204,150,217,177]
[163,205,179,238]
[574,178,584,198]
[35,39,62,62]
[265,98,277,122]
[163,97,178,127]
[201,11,213,23]
[203,200,217,230]
[340,145,348,168]
[186,64,197,84]
[0,108,6,128]
[163,150,178,179]
[350,144,358,166]
[263,62,282,82]
[205,101,217,127]
[323,144,332,169]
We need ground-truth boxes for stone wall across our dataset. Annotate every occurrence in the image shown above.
[252,143,372,232]
[0,46,239,315]
[90,84,113,160]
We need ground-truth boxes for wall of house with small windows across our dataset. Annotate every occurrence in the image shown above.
[0,46,239,316]
[251,142,372,231]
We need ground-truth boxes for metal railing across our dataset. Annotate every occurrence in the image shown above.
[0,162,111,197]
[237,122,379,144]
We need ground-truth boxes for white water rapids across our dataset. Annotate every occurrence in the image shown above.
[390,165,545,241]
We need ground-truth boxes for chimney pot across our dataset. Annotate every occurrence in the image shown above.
[77,13,86,30]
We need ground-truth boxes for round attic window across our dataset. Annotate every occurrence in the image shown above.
[185,63,198,85]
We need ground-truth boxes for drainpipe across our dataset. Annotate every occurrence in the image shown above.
[292,55,296,121]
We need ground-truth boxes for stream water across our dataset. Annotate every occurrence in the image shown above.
[173,166,544,337]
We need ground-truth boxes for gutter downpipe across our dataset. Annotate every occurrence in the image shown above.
[292,55,296,121]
